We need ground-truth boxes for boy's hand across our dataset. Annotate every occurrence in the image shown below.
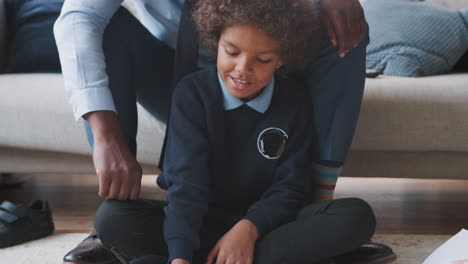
[205,220,258,264]
[172,259,190,264]
[320,0,367,58]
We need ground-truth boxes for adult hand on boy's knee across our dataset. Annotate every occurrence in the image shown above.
[87,111,143,200]
[93,138,142,200]
[205,220,258,264]
[320,0,367,58]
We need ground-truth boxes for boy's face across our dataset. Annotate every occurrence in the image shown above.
[217,24,283,102]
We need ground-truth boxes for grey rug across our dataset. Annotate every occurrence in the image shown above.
[0,233,451,264]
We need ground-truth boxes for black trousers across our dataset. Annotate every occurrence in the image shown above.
[94,198,375,264]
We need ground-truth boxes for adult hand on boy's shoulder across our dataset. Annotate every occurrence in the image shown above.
[205,220,258,264]
[320,0,367,58]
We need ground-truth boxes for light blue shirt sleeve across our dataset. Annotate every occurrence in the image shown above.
[54,0,209,121]
[54,0,123,120]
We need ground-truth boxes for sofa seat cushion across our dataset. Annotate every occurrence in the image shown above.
[0,74,165,166]
[352,73,468,152]
[2,73,468,170]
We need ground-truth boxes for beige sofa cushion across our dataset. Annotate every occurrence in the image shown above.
[0,74,165,166]
[352,73,468,152]
[3,73,468,154]
[2,73,468,173]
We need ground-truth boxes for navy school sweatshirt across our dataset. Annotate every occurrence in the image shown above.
[157,66,314,263]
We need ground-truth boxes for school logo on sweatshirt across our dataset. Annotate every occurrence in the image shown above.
[257,127,288,159]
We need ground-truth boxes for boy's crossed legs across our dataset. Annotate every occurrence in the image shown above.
[93,198,375,264]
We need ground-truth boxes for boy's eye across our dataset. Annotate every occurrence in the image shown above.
[225,49,239,56]
[257,58,272,64]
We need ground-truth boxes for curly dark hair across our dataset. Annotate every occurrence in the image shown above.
[193,0,321,67]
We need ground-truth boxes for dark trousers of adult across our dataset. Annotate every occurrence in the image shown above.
[94,198,376,264]
[84,7,368,167]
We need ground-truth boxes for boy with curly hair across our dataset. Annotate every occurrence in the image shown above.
[93,1,376,263]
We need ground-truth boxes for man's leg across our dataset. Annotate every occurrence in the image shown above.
[94,199,169,261]
[253,198,376,264]
[305,28,396,264]
[65,7,174,264]
[305,29,368,200]
[83,7,174,155]
[94,200,239,264]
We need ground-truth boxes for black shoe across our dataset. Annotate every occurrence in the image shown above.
[0,200,54,248]
[63,231,119,264]
[334,242,397,264]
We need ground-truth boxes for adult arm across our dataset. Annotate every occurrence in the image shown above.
[320,0,367,58]
[54,0,122,119]
[160,79,211,264]
[54,0,142,200]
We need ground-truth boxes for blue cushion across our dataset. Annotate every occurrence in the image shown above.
[5,0,63,73]
[363,0,468,77]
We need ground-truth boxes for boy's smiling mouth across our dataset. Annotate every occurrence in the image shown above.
[229,76,252,90]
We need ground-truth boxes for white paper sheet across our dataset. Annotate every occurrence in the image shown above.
[423,229,468,264]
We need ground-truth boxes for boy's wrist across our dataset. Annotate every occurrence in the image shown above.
[171,258,190,264]
[238,219,259,241]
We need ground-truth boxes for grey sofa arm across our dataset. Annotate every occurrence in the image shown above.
[0,0,6,72]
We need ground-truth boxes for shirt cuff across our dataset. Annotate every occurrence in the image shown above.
[243,211,270,238]
[69,87,116,121]
[166,239,194,264]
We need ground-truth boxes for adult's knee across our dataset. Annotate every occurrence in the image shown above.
[94,200,134,240]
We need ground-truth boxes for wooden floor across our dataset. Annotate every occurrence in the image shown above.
[0,174,467,235]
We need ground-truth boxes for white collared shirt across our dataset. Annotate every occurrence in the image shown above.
[217,73,275,114]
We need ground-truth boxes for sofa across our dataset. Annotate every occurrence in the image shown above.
[1,0,467,179]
